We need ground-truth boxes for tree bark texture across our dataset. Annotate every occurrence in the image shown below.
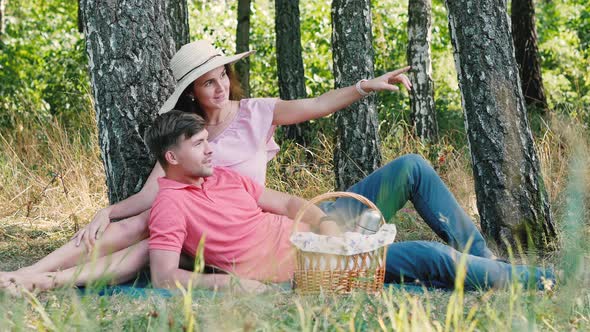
[0,0,5,36]
[80,0,183,204]
[166,0,190,50]
[77,0,84,33]
[235,0,251,97]
[331,0,381,191]
[445,0,557,252]
[512,0,548,113]
[407,0,438,142]
[275,0,310,145]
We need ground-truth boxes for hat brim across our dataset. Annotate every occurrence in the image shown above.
[159,50,255,115]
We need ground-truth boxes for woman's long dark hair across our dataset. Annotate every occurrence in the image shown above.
[174,64,244,121]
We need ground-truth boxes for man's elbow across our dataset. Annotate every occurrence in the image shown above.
[150,269,175,289]
[289,196,308,215]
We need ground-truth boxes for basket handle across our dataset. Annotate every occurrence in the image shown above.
[292,191,385,233]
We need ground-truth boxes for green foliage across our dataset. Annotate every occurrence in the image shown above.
[374,0,467,145]
[373,0,412,136]
[300,1,333,98]
[0,0,92,137]
[189,0,280,98]
[537,0,590,127]
[3,0,589,141]
[189,1,237,57]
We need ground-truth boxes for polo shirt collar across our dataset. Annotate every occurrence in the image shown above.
[157,176,209,190]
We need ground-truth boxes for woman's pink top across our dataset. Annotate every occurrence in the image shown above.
[209,98,280,185]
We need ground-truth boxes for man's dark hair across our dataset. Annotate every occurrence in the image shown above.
[145,110,206,167]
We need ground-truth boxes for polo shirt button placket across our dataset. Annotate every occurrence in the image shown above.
[200,186,214,203]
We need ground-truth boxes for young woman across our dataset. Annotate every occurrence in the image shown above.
[2,40,541,293]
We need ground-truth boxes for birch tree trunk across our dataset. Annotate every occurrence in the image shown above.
[512,0,548,113]
[80,0,187,204]
[408,0,438,142]
[77,0,83,33]
[0,0,6,36]
[236,0,251,97]
[275,0,310,145]
[331,0,381,190]
[445,0,557,252]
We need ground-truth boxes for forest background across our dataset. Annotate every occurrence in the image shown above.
[0,0,589,330]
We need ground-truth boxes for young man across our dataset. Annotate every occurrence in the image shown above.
[144,110,340,292]
[145,110,556,292]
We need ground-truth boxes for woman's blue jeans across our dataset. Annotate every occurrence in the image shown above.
[320,154,554,290]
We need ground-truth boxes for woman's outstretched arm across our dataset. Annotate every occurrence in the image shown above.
[73,162,165,248]
[272,66,412,126]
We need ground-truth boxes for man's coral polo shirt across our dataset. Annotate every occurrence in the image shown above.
[148,167,309,282]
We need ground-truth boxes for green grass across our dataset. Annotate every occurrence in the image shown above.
[0,271,587,330]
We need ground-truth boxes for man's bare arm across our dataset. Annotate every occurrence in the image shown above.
[257,188,341,235]
[257,189,324,226]
[149,249,269,293]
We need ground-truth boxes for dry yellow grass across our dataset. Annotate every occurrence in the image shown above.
[0,116,106,268]
[536,114,590,215]
[0,112,588,270]
[0,118,105,222]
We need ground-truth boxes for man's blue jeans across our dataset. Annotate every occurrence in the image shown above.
[320,154,554,290]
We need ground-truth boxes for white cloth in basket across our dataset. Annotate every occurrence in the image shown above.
[290,224,397,255]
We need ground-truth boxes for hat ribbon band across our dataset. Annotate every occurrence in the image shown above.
[177,54,222,82]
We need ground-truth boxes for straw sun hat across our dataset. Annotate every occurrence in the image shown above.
[159,40,254,114]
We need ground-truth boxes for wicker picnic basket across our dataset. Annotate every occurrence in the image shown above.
[291,192,388,295]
